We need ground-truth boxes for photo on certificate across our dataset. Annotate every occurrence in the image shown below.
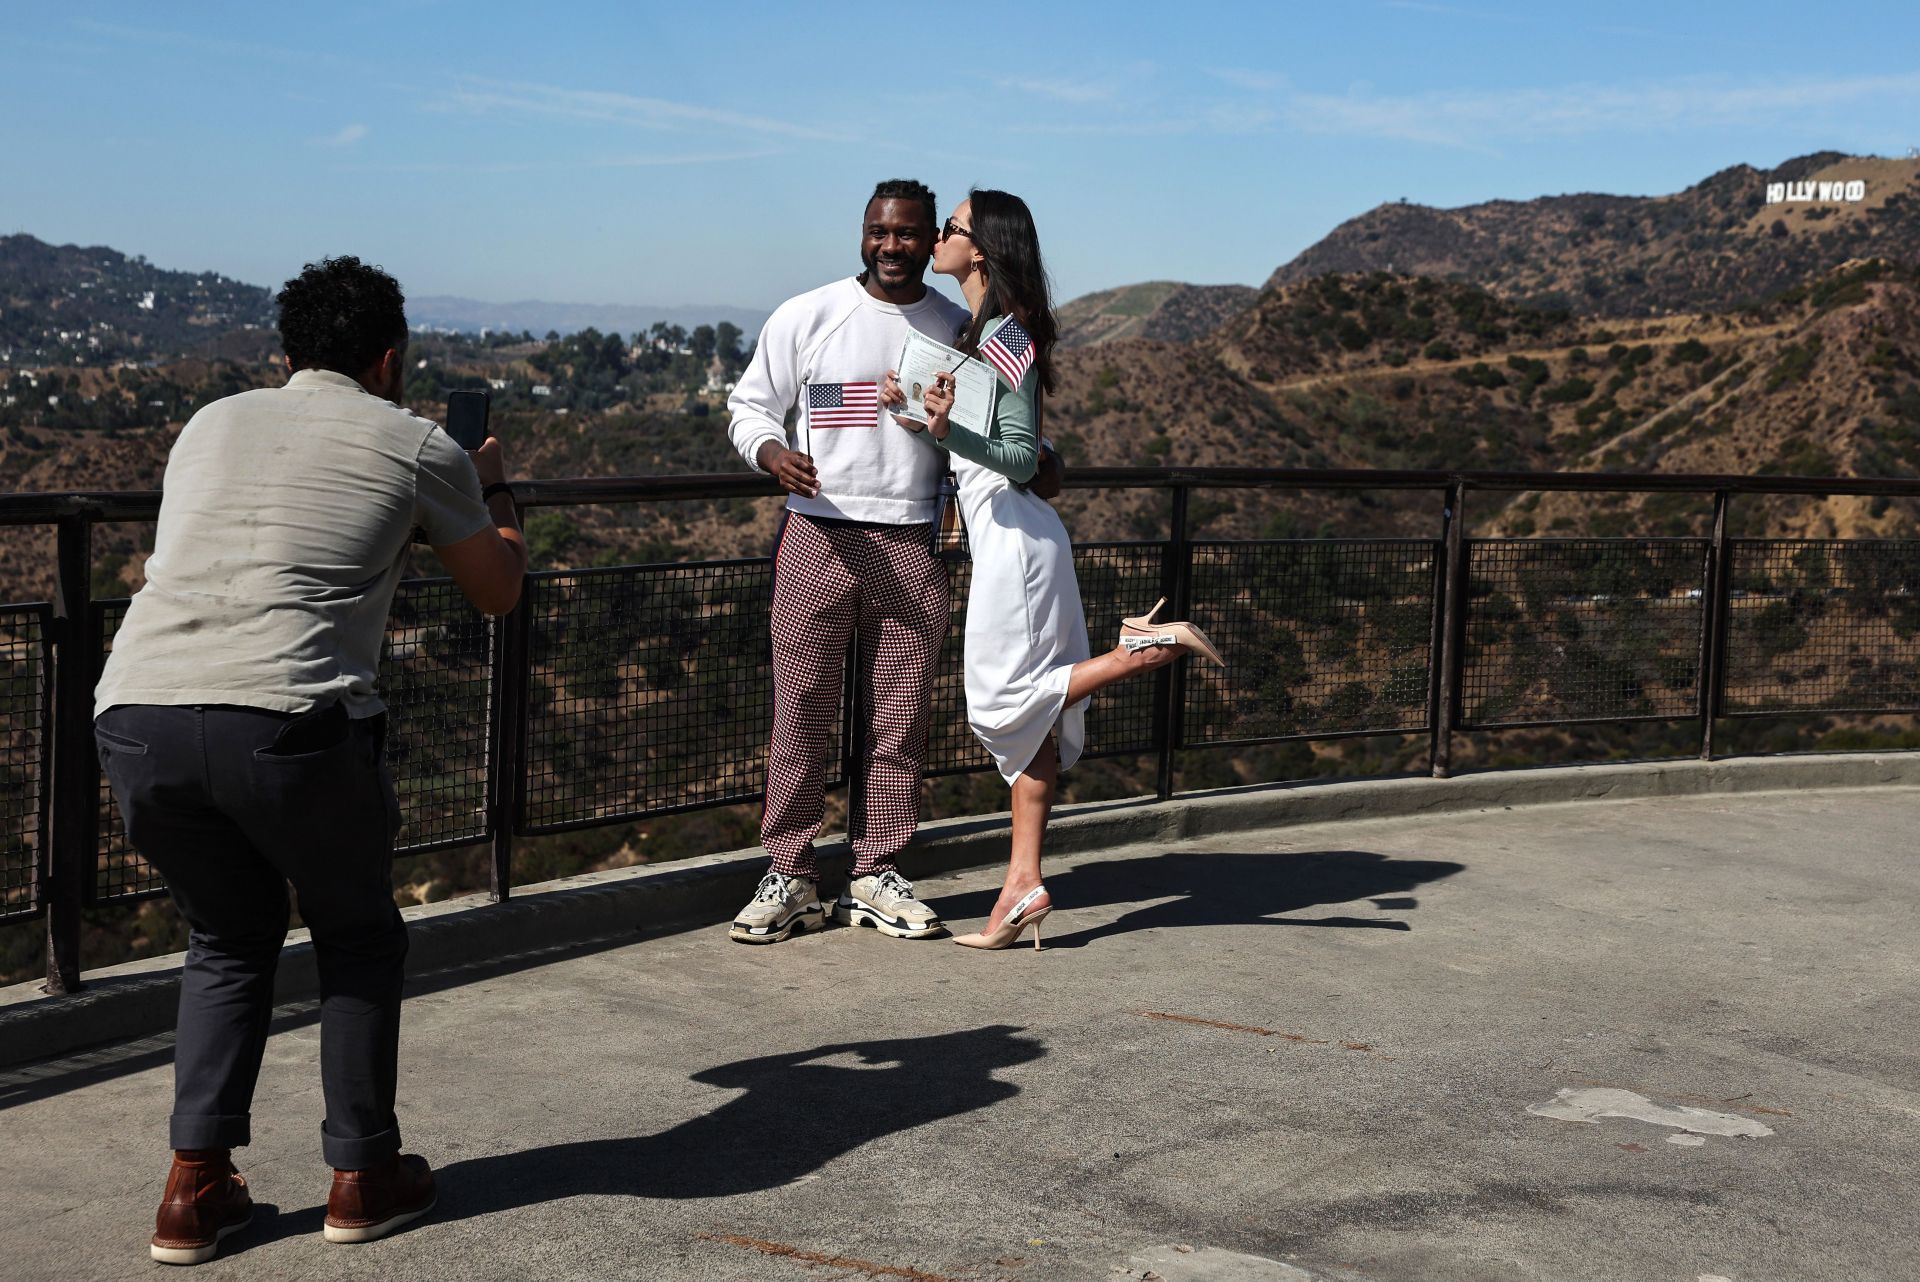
[894,329,997,436]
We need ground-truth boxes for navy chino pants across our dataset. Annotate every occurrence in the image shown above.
[95,701,408,1170]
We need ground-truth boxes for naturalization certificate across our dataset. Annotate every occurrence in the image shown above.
[893,329,998,437]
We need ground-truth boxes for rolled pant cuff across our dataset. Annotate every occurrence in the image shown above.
[170,1113,251,1151]
[322,1121,402,1171]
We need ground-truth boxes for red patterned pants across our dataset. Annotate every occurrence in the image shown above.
[763,512,950,878]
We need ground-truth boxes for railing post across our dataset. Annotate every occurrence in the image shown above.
[1431,481,1468,780]
[1699,489,1734,761]
[1155,484,1192,802]
[44,513,96,993]
[486,563,531,903]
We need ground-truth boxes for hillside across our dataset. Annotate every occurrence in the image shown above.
[1057,281,1258,348]
[1039,260,1920,544]
[1267,153,1920,317]
[0,234,277,367]
[12,259,1920,608]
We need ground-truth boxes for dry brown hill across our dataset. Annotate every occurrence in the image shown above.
[1043,261,1920,542]
[1057,281,1259,348]
[1267,153,1920,317]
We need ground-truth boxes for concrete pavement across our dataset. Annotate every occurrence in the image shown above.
[2,785,1916,1281]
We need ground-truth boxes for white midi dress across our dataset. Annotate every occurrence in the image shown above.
[943,317,1092,785]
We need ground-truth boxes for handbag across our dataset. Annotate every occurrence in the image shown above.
[932,471,970,563]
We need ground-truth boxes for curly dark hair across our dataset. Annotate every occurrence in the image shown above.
[275,256,408,374]
[869,178,937,229]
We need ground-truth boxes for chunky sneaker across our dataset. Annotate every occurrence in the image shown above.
[729,871,825,944]
[324,1153,436,1244]
[150,1149,253,1265]
[836,870,945,939]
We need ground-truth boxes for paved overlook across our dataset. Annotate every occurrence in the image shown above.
[4,783,1917,1282]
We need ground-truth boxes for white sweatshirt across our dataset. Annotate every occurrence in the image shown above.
[728,277,969,525]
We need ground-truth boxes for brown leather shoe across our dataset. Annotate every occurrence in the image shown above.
[323,1153,436,1244]
[150,1149,253,1265]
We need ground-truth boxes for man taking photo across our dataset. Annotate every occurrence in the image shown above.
[93,256,526,1265]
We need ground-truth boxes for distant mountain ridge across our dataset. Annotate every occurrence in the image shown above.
[406,295,767,341]
[0,233,769,367]
[0,233,276,366]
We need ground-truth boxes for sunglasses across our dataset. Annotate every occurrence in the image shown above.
[939,218,974,242]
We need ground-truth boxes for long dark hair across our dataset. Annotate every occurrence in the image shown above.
[957,189,1057,425]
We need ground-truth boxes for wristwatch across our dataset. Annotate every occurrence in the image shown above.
[482,482,516,503]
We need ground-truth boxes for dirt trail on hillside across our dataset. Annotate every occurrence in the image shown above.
[1236,320,1797,394]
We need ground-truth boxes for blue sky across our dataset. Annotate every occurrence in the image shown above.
[4,1,1917,313]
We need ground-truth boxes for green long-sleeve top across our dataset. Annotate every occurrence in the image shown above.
[938,315,1038,485]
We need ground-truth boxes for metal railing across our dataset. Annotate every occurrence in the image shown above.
[5,465,1920,993]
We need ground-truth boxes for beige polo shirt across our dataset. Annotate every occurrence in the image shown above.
[95,368,493,718]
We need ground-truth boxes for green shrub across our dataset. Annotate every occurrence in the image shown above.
[1764,339,1822,392]
[1452,362,1507,389]
[1539,377,1595,404]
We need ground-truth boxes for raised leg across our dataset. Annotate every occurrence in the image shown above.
[1065,639,1183,706]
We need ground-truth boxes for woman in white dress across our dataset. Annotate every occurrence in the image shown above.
[884,190,1223,950]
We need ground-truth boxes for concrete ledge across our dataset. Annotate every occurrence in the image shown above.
[5,751,1917,1068]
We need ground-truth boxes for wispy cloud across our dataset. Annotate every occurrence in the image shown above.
[1206,67,1290,93]
[343,147,784,176]
[996,75,1120,105]
[1286,72,1920,149]
[428,77,852,144]
[591,148,785,167]
[315,123,368,148]
[75,17,346,69]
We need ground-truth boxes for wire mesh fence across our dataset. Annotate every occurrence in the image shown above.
[1184,540,1438,743]
[0,605,47,922]
[93,599,164,902]
[1724,539,1920,714]
[384,580,493,852]
[521,560,798,829]
[19,471,1920,974]
[1076,544,1170,756]
[925,559,993,777]
[1461,539,1709,727]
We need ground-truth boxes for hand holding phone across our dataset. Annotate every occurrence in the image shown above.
[445,389,491,451]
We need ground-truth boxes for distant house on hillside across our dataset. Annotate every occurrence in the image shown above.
[530,384,552,398]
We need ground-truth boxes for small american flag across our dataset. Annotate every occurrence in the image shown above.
[806,381,880,429]
[982,318,1036,389]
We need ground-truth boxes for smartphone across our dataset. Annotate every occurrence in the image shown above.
[445,389,491,451]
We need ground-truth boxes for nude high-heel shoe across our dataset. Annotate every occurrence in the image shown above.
[952,885,1053,951]
[1119,598,1225,667]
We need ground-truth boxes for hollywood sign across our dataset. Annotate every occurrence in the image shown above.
[1766,179,1867,204]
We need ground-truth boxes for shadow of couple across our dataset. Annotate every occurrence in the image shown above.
[932,847,1467,946]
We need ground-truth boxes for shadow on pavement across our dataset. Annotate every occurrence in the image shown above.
[0,929,671,1112]
[307,1024,1047,1229]
[935,849,1466,948]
